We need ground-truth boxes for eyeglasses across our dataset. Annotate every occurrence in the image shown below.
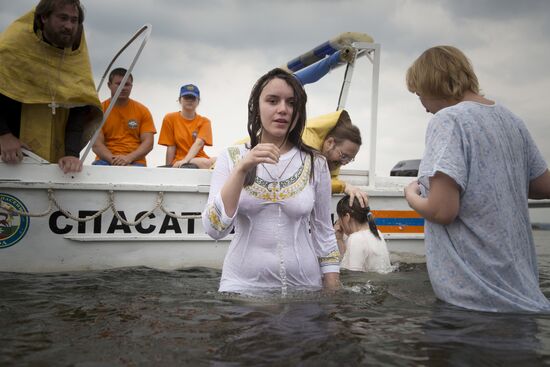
[182,95,197,101]
[336,147,354,164]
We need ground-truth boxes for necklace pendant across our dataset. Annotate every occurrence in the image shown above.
[48,100,59,115]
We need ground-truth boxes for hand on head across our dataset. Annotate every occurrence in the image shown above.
[344,183,369,208]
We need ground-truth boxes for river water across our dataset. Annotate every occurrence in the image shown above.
[1,231,550,366]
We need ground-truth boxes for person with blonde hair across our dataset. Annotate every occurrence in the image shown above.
[404,45,550,312]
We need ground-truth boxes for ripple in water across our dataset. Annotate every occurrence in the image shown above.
[1,232,550,366]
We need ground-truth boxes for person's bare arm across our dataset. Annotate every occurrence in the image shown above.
[173,138,205,168]
[112,132,154,166]
[92,131,113,164]
[322,272,341,293]
[165,145,176,166]
[404,172,460,225]
[529,169,550,199]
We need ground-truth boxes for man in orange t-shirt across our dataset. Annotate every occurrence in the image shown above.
[92,68,156,166]
[158,84,215,169]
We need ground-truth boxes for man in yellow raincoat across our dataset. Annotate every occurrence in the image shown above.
[0,0,102,173]
[302,109,368,207]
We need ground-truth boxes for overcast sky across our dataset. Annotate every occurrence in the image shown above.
[1,0,549,175]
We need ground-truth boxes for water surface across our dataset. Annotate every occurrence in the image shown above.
[1,231,550,366]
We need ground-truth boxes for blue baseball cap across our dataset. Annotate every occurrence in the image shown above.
[180,84,200,98]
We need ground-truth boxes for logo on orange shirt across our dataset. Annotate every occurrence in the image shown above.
[128,120,138,129]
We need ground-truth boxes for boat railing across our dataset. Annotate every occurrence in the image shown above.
[529,199,550,208]
[81,24,152,163]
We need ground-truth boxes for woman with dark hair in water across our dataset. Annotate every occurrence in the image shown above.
[202,68,340,295]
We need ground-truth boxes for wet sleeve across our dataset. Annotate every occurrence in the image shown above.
[521,122,548,180]
[310,155,340,273]
[201,147,237,239]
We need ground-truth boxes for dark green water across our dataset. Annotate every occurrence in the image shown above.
[1,231,550,366]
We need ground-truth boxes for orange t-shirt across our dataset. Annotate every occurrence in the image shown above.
[158,112,213,164]
[96,98,156,165]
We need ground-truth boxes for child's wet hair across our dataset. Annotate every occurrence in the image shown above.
[336,195,380,240]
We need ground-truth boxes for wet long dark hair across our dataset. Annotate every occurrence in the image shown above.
[336,195,381,240]
[244,68,318,187]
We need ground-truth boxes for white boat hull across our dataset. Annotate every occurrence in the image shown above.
[0,163,425,272]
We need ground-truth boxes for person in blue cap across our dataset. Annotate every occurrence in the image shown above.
[158,84,215,168]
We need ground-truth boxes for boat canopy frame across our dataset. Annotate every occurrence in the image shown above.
[340,41,381,189]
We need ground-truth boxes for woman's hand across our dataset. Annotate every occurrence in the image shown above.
[236,143,280,173]
[322,272,341,294]
[404,180,421,203]
[172,159,188,168]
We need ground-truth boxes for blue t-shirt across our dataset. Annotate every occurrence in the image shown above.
[418,101,549,313]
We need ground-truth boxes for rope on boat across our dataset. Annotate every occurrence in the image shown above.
[110,190,162,226]
[0,189,202,224]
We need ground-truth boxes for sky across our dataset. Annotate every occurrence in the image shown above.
[1,0,549,175]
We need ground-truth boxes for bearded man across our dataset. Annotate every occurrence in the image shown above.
[0,0,102,173]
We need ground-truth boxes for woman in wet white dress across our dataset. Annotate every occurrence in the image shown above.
[202,68,340,295]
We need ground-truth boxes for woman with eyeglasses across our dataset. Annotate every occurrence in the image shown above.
[302,110,369,207]
[158,84,216,169]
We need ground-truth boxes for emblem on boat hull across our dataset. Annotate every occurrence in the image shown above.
[0,193,30,249]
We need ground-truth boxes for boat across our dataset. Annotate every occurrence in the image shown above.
[0,30,434,272]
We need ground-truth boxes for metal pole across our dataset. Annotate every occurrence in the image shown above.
[337,58,356,110]
[80,24,152,163]
[369,43,381,189]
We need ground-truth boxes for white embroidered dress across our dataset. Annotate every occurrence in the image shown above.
[202,145,340,294]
